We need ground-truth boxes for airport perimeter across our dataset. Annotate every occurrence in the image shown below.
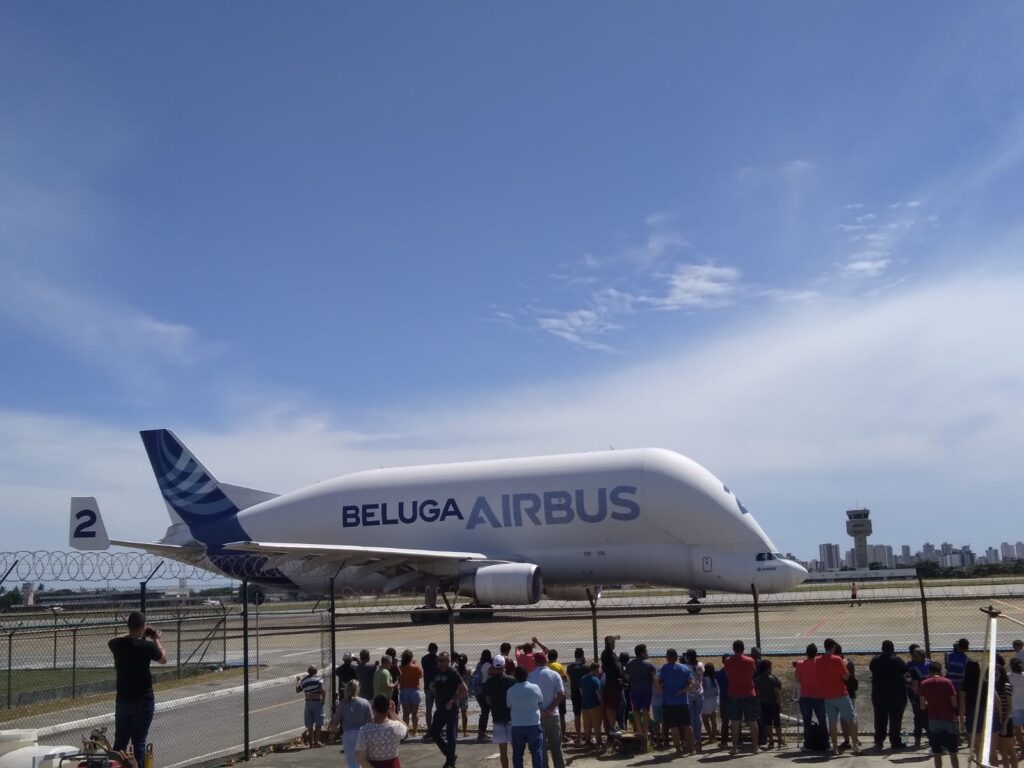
[1,552,1022,767]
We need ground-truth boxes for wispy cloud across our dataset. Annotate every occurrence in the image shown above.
[646,264,741,310]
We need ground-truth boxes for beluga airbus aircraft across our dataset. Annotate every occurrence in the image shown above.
[69,429,806,619]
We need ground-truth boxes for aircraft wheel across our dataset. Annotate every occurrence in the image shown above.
[685,597,702,615]
[410,606,445,625]
[458,603,494,622]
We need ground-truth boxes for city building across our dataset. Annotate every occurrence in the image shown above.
[1001,542,1017,561]
[1017,542,1024,560]
[818,543,842,571]
[986,546,1001,563]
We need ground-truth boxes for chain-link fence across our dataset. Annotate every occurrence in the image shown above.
[1,551,1021,767]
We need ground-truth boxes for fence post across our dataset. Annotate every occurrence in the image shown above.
[176,610,183,680]
[140,560,164,613]
[221,605,228,669]
[71,627,78,698]
[750,583,762,650]
[917,570,931,657]
[586,589,599,662]
[440,591,455,655]
[6,631,12,709]
[242,580,250,762]
[329,577,337,704]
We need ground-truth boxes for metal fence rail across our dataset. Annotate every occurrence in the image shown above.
[1,553,1022,767]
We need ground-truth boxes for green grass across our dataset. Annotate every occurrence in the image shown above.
[0,667,114,697]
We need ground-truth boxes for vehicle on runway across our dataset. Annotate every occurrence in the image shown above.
[69,429,806,620]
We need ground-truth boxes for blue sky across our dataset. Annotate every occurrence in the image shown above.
[2,3,1023,560]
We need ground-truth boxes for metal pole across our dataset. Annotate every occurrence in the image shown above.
[176,610,182,680]
[72,627,78,698]
[242,581,250,762]
[255,598,260,682]
[976,606,999,764]
[440,591,455,656]
[917,571,931,657]
[140,560,165,614]
[586,589,599,662]
[0,561,18,589]
[6,632,12,709]
[222,605,228,668]
[52,610,58,670]
[751,583,762,650]
[329,577,337,705]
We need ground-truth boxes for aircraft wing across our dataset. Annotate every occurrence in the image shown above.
[223,540,491,565]
[111,540,208,562]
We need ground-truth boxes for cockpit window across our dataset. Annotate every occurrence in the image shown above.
[736,498,749,515]
[756,552,775,561]
[773,552,785,560]
[723,484,749,515]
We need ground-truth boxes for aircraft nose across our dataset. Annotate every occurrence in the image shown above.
[782,559,808,590]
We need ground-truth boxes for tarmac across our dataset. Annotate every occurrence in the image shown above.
[229,733,945,768]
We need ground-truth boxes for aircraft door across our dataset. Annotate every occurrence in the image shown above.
[702,556,713,573]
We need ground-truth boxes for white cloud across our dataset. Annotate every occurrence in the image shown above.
[841,257,890,278]
[6,270,1024,558]
[648,264,741,310]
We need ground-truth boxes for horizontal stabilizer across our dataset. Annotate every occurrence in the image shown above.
[110,539,207,561]
[223,540,489,567]
[69,497,110,551]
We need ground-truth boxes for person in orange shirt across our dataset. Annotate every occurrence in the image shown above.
[398,649,424,736]
[815,638,861,755]
[795,643,828,750]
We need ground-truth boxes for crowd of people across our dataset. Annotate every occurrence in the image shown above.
[297,634,1024,768]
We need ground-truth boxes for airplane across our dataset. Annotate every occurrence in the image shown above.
[69,429,806,620]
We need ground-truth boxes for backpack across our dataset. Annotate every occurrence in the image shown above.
[806,721,830,751]
[470,665,484,696]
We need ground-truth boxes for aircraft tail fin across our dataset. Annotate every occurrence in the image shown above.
[69,497,111,550]
[140,429,276,531]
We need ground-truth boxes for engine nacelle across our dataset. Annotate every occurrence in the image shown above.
[544,585,602,602]
[459,563,543,605]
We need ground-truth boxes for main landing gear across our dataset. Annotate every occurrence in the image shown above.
[686,589,706,614]
[408,586,495,624]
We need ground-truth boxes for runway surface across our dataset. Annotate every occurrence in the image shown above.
[6,587,1022,767]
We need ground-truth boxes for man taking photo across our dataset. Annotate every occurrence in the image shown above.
[109,611,167,762]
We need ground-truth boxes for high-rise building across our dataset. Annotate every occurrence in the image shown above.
[941,552,964,568]
[844,548,856,569]
[901,545,911,558]
[960,546,976,566]
[921,542,938,562]
[846,509,872,569]
[868,544,895,568]
[1001,542,1017,561]
[941,542,954,556]
[1016,542,1024,560]
[986,547,1001,563]
[819,543,842,571]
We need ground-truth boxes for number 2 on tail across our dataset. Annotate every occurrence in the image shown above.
[74,509,97,538]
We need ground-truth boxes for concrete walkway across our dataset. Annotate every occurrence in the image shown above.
[229,736,939,768]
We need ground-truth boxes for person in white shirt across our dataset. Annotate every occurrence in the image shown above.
[527,652,565,768]
[507,666,544,768]
[356,694,408,768]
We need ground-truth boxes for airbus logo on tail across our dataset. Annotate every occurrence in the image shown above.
[340,485,639,529]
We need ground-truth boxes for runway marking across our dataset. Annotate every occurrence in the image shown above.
[250,698,302,715]
[799,606,849,638]
[994,599,1024,615]
[161,726,306,768]
[36,665,332,738]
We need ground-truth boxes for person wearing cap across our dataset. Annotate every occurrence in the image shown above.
[485,655,516,768]
[528,651,565,768]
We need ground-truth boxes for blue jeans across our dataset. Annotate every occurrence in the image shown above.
[512,724,544,768]
[113,695,156,761]
[799,697,828,747]
[430,704,458,763]
[342,730,360,768]
[688,692,703,745]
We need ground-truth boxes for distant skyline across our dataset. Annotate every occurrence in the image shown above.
[2,3,1024,558]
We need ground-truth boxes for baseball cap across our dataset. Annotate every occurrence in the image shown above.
[492,655,506,668]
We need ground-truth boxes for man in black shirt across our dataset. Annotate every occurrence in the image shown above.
[429,651,468,768]
[336,652,357,687]
[869,640,908,749]
[601,635,623,735]
[355,649,377,702]
[422,642,439,733]
[484,655,515,768]
[108,611,167,761]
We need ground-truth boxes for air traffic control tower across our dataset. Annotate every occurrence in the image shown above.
[846,508,872,569]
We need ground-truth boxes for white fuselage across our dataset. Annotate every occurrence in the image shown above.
[231,447,806,596]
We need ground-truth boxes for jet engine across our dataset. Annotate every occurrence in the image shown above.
[458,563,543,605]
[544,585,602,602]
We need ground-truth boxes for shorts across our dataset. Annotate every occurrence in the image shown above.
[728,696,759,723]
[304,699,324,728]
[570,690,582,715]
[399,688,421,706]
[759,701,781,728]
[1014,709,1024,728]
[825,695,855,726]
[663,703,691,729]
[630,691,653,710]
[702,697,718,716]
[493,722,512,744]
[927,720,959,754]
[582,706,603,731]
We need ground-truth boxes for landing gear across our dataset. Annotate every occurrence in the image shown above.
[410,605,446,625]
[686,597,702,614]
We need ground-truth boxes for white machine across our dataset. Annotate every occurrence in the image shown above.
[70,429,805,613]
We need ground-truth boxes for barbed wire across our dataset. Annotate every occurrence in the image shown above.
[0,550,223,582]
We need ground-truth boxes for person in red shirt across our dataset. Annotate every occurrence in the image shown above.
[814,638,861,755]
[723,640,759,755]
[795,643,828,750]
[919,661,959,768]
